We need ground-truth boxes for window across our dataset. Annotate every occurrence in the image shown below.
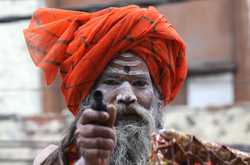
[187,73,234,107]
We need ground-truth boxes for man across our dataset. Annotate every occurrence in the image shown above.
[23,5,187,164]
[74,53,164,165]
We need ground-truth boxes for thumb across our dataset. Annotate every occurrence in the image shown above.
[106,104,117,127]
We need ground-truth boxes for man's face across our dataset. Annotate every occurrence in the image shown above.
[94,52,160,111]
[87,52,162,165]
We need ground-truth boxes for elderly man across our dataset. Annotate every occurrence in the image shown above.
[23,5,187,165]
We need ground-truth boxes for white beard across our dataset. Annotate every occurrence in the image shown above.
[109,103,156,165]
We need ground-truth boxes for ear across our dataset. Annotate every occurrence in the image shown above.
[158,100,165,111]
[152,86,164,109]
[153,99,164,129]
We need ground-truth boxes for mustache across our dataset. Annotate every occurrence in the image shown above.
[114,103,155,133]
[110,103,154,165]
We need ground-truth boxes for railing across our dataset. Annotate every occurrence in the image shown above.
[0,140,58,164]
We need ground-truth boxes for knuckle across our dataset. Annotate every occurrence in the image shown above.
[83,108,92,114]
[96,138,114,150]
[74,130,81,140]
[95,138,102,147]
[107,138,115,147]
[97,113,103,120]
[88,125,96,134]
[75,125,86,137]
[96,150,103,157]
[97,150,108,158]
[77,137,86,146]
[106,128,115,139]
[80,149,87,157]
[83,108,95,117]
[83,151,92,159]
[107,139,115,150]
[84,150,95,159]
[99,112,107,119]
[75,137,81,145]
[82,110,91,120]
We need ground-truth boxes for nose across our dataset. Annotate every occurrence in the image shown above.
[116,82,137,106]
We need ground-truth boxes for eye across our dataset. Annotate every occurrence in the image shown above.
[103,79,120,85]
[132,80,148,88]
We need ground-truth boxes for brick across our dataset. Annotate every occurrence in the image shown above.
[233,0,250,102]
[157,0,235,69]
[44,0,116,8]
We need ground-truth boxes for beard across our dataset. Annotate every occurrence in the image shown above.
[109,103,156,165]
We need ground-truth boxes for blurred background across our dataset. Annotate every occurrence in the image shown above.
[0,0,250,164]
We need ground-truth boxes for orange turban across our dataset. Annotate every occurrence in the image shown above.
[23,5,187,116]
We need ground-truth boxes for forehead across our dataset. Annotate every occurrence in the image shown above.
[105,52,150,76]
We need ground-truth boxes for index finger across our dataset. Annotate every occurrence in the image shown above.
[79,108,109,125]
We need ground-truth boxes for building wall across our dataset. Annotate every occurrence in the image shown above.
[157,0,236,106]
[234,0,250,103]
[0,1,41,115]
[45,0,121,8]
[12,0,250,113]
[1,104,250,164]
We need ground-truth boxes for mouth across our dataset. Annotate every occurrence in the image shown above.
[114,103,148,126]
[115,113,144,126]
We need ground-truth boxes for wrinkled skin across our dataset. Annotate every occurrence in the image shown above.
[75,52,162,164]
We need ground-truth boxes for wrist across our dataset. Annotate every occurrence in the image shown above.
[65,141,80,163]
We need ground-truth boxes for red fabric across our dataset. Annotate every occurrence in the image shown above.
[23,5,187,116]
[195,162,213,165]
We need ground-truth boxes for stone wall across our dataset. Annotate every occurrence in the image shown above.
[0,111,73,164]
[164,104,250,145]
[0,105,249,164]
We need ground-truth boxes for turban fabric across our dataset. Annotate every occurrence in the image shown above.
[23,5,187,116]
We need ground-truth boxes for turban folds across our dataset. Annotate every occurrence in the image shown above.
[23,5,187,116]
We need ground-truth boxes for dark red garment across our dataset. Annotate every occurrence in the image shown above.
[23,5,187,115]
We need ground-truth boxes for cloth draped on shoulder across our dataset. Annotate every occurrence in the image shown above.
[23,5,187,116]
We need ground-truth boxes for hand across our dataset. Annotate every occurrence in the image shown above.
[75,104,117,165]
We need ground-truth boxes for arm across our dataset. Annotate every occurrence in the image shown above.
[33,145,59,165]
[150,129,250,165]
[75,104,117,165]
[33,104,117,165]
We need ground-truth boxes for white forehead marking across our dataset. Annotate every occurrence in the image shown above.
[112,53,143,67]
[119,53,135,58]
[113,60,141,66]
[108,67,149,75]
[105,53,149,75]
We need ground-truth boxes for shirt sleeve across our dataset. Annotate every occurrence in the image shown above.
[33,144,58,165]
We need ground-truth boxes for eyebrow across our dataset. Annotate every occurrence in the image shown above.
[103,71,150,79]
